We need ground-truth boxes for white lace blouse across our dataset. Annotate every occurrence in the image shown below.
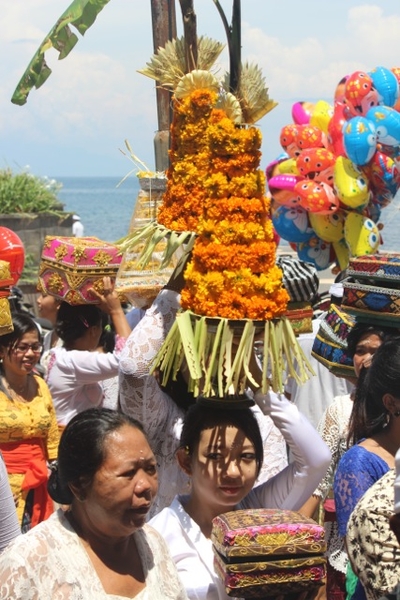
[118,290,288,519]
[314,393,353,575]
[0,510,188,599]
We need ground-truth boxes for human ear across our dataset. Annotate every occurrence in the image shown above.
[68,482,86,503]
[382,393,400,417]
[176,447,192,476]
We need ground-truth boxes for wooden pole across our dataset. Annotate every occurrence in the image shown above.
[150,0,177,171]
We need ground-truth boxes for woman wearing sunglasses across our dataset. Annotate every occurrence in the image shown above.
[0,312,60,532]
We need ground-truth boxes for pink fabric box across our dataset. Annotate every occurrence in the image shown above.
[38,236,122,305]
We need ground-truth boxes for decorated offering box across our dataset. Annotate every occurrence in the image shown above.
[0,260,14,335]
[211,509,326,598]
[346,252,400,285]
[342,279,400,326]
[311,304,355,378]
[283,302,313,335]
[38,236,122,305]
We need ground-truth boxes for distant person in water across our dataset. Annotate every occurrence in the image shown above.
[72,215,84,238]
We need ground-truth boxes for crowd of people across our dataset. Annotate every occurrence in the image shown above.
[0,254,399,600]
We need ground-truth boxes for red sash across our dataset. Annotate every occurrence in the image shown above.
[1,438,53,527]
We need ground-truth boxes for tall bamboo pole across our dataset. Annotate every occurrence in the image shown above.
[150,0,177,170]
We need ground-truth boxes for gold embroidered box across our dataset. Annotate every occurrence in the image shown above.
[211,508,326,598]
[0,260,14,335]
[38,236,122,305]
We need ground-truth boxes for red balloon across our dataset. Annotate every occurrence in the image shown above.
[327,104,347,156]
[0,227,25,285]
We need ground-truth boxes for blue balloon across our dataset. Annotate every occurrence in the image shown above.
[342,116,377,165]
[368,66,399,107]
[271,205,314,243]
[296,237,333,271]
[366,106,400,147]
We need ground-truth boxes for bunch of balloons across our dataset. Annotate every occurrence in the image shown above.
[268,66,400,271]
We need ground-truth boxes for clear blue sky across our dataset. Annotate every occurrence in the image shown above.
[1,1,400,178]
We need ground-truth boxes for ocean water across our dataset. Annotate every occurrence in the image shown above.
[54,176,400,252]
[55,176,140,243]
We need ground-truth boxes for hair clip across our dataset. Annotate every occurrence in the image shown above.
[79,316,89,328]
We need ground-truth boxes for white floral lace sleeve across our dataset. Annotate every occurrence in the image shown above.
[119,290,189,517]
[313,394,353,500]
[0,511,188,599]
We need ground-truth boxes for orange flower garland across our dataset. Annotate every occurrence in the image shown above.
[157,89,218,232]
[173,96,290,320]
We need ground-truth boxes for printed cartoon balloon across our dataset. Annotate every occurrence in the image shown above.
[368,66,399,107]
[271,205,314,243]
[366,106,400,148]
[296,147,335,186]
[280,124,327,158]
[363,151,398,204]
[294,179,339,214]
[280,125,300,158]
[344,212,380,256]
[296,236,333,271]
[333,156,370,209]
[309,210,345,243]
[344,71,379,117]
[343,116,377,165]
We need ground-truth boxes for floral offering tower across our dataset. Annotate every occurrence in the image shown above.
[132,1,314,398]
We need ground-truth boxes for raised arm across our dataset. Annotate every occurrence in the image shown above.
[242,391,331,511]
[118,248,192,420]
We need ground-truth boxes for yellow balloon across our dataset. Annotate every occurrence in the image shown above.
[334,156,370,209]
[309,210,345,242]
[277,157,299,175]
[310,100,334,134]
[332,239,350,271]
[344,212,380,256]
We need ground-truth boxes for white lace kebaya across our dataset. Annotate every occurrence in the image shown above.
[0,510,188,600]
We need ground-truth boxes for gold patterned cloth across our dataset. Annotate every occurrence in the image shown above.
[0,259,14,335]
[211,508,326,597]
[38,236,122,305]
[0,376,60,524]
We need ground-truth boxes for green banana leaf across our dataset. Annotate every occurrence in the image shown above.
[11,0,111,105]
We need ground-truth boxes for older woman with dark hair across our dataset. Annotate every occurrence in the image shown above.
[0,408,188,599]
[46,276,131,429]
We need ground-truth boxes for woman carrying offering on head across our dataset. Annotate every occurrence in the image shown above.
[46,276,131,429]
[149,391,331,600]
